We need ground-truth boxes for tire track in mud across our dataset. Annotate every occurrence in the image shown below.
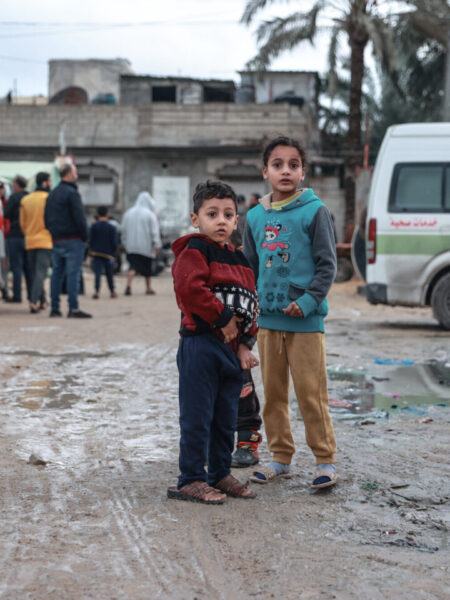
[107,488,172,594]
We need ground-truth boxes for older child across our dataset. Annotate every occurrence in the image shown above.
[244,136,338,488]
[229,228,263,468]
[168,180,259,504]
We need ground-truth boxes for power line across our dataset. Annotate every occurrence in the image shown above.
[0,54,46,64]
[0,19,239,39]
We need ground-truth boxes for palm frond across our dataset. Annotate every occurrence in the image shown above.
[361,14,397,73]
[246,2,325,70]
[241,0,283,26]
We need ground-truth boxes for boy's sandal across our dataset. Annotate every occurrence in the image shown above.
[214,474,256,499]
[167,481,226,504]
[249,466,292,484]
[311,469,338,489]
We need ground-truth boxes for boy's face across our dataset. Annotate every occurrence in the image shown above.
[191,197,238,245]
[262,145,304,200]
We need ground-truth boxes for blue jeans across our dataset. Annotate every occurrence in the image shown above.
[176,334,243,489]
[51,239,85,312]
[7,236,32,302]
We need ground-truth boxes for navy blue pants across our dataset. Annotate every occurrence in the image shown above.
[92,256,115,292]
[177,334,243,489]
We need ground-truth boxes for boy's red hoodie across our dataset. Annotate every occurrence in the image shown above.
[171,233,258,351]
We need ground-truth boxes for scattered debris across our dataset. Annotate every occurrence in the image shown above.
[28,454,47,466]
[418,417,433,423]
[357,419,376,425]
[374,359,414,366]
[328,398,352,408]
[360,481,379,491]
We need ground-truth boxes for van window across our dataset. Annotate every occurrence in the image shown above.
[389,164,447,212]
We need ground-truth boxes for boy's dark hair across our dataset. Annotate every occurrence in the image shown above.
[59,164,72,179]
[13,175,27,189]
[192,180,237,214]
[36,171,50,187]
[262,136,307,169]
[229,228,242,249]
[97,205,108,217]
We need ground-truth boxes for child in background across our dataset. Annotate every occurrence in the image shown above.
[168,180,259,504]
[229,228,263,468]
[89,206,118,299]
[243,136,338,488]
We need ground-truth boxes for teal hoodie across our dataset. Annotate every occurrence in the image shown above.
[243,188,336,333]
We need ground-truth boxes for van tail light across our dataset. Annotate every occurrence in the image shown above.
[367,218,377,264]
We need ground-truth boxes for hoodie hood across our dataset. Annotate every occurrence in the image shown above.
[171,233,234,257]
[259,188,318,211]
[135,191,156,213]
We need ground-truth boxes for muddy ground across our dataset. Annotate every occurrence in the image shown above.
[0,270,449,599]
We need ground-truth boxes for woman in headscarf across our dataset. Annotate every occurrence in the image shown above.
[121,191,161,295]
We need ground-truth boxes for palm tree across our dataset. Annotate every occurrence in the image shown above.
[402,0,450,120]
[241,0,397,228]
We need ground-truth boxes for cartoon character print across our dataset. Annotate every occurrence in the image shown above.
[262,220,291,268]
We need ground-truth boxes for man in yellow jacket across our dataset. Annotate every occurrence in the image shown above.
[20,172,52,313]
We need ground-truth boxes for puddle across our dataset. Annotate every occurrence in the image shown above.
[15,375,82,410]
[325,361,450,419]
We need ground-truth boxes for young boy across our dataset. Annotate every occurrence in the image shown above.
[168,180,259,504]
[89,206,118,299]
[229,228,263,468]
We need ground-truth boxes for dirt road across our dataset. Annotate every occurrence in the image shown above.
[0,271,449,599]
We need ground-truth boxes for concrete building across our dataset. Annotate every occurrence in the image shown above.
[120,75,236,105]
[0,60,345,240]
[49,59,134,104]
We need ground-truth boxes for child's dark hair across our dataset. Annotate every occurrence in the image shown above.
[192,180,237,214]
[96,205,108,217]
[229,228,242,249]
[262,136,307,169]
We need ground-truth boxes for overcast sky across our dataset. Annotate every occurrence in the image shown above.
[0,0,331,98]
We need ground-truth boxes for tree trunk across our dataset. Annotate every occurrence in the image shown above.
[344,23,368,230]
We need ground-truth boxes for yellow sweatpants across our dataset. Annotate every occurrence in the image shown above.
[258,328,336,465]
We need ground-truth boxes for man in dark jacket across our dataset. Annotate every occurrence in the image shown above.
[4,175,32,302]
[44,163,91,318]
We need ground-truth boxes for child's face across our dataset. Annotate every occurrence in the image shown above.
[263,145,304,200]
[191,197,238,245]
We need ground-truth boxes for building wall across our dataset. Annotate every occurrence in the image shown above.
[0,103,347,235]
[0,103,313,149]
[49,59,133,103]
[240,71,319,109]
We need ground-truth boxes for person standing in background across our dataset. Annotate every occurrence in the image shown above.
[0,183,7,295]
[4,175,32,303]
[20,172,53,313]
[89,205,118,299]
[121,191,161,296]
[44,163,91,318]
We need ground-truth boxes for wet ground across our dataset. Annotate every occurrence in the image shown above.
[0,272,449,599]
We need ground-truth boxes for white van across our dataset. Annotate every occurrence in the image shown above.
[365,123,450,329]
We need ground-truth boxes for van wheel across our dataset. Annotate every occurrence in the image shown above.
[335,257,353,283]
[431,273,450,330]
